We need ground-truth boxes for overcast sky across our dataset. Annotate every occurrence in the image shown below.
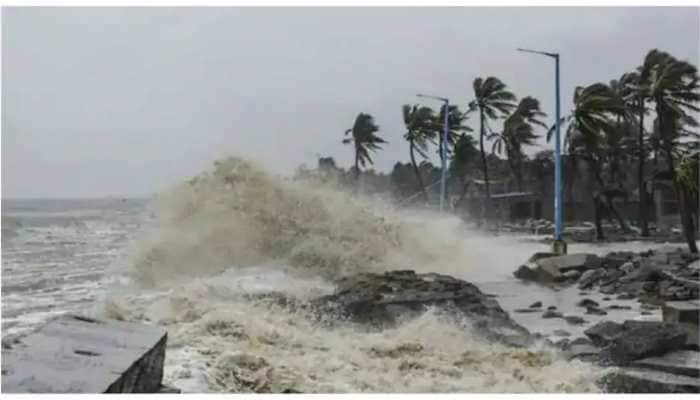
[2,7,698,198]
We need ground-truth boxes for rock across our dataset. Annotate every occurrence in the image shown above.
[620,262,636,275]
[602,297,611,301]
[603,252,635,269]
[514,308,541,313]
[641,311,653,315]
[579,268,605,289]
[1,315,167,393]
[562,270,581,281]
[607,321,688,365]
[617,293,636,300]
[536,253,602,278]
[529,301,542,308]
[576,298,599,308]
[542,310,563,319]
[553,329,571,337]
[513,265,540,281]
[607,304,632,310]
[157,384,181,394]
[565,344,600,361]
[584,321,624,346]
[600,284,617,295]
[569,337,593,347]
[564,315,586,325]
[547,306,557,310]
[311,270,529,345]
[586,306,607,316]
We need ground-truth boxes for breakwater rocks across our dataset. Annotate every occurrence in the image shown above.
[312,270,532,347]
[514,246,699,303]
[513,248,700,393]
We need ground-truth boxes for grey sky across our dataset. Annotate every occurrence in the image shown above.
[2,7,698,198]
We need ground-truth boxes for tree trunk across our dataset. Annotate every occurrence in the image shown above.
[590,159,629,233]
[679,186,699,253]
[664,148,698,254]
[409,140,429,203]
[638,97,649,236]
[479,108,491,221]
[593,194,605,240]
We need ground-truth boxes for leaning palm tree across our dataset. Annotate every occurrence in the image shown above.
[645,51,700,252]
[450,133,480,208]
[433,104,472,162]
[549,83,629,239]
[491,96,547,191]
[402,104,437,202]
[470,77,517,219]
[342,113,386,181]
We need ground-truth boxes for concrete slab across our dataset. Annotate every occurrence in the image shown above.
[631,350,700,377]
[1,315,167,393]
[600,367,700,393]
[663,300,700,325]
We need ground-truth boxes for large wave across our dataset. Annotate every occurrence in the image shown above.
[130,157,459,287]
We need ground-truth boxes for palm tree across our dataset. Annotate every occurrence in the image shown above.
[470,77,517,219]
[491,96,547,191]
[402,105,437,202]
[550,83,629,239]
[343,113,386,181]
[450,133,480,208]
[645,51,700,252]
[434,104,471,161]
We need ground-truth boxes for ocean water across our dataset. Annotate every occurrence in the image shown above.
[0,158,683,393]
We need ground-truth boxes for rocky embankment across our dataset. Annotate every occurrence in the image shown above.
[514,246,699,303]
[513,247,700,393]
[497,219,686,244]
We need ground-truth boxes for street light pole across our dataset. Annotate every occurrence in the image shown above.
[517,48,567,254]
[417,93,449,213]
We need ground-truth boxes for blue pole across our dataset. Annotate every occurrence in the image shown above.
[440,100,449,213]
[554,54,562,242]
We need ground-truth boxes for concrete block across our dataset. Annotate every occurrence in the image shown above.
[631,350,700,378]
[1,315,167,393]
[600,367,700,393]
[663,300,699,325]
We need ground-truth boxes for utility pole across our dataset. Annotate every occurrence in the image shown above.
[517,48,567,254]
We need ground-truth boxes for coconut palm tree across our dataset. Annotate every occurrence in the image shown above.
[343,113,386,181]
[449,133,480,208]
[645,51,700,252]
[491,96,547,191]
[470,77,517,219]
[402,105,437,202]
[433,104,472,162]
[549,83,629,239]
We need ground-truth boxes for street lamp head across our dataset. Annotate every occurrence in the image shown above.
[416,93,448,103]
[517,47,558,58]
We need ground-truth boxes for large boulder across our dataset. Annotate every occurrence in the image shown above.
[312,270,530,346]
[606,321,688,365]
[514,253,601,284]
[584,321,624,346]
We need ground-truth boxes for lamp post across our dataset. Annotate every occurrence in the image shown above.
[517,48,567,254]
[417,93,449,213]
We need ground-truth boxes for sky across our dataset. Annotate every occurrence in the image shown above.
[2,7,699,198]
